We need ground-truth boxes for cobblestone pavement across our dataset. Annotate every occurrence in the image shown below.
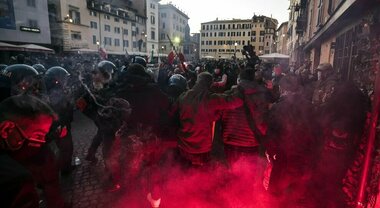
[61,111,117,208]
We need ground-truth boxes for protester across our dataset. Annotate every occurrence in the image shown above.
[177,72,243,166]
[0,94,66,208]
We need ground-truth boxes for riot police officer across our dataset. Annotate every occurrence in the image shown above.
[32,64,47,75]
[0,64,40,102]
[45,66,77,174]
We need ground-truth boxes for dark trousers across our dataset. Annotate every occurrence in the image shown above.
[55,129,73,172]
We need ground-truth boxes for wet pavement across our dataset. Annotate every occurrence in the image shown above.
[61,111,115,208]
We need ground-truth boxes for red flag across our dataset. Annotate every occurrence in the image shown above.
[178,52,186,63]
[168,51,175,65]
[99,47,108,60]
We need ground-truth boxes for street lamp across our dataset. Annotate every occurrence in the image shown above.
[64,14,72,23]
[96,41,100,49]
[234,42,238,59]
[174,37,180,51]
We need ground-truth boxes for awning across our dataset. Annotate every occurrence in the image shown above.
[0,42,24,51]
[259,53,290,64]
[18,44,54,54]
[203,55,215,59]
[259,53,290,59]
[66,48,98,54]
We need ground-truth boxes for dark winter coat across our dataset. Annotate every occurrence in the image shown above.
[265,93,320,198]
[115,72,170,135]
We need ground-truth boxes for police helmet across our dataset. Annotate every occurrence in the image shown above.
[2,64,38,85]
[1,64,39,93]
[45,66,70,89]
[96,61,116,82]
[97,60,116,75]
[32,64,46,75]
[132,56,147,67]
[168,74,187,92]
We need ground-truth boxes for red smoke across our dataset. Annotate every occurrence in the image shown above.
[113,154,279,208]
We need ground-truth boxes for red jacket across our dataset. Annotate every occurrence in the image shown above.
[177,90,243,154]
[222,80,269,147]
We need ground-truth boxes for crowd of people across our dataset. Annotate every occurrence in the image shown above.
[0,51,371,207]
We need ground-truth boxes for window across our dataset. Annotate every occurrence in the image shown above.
[104,14,110,20]
[90,11,97,17]
[104,37,112,46]
[92,35,97,44]
[114,18,119,22]
[163,22,165,29]
[161,13,166,18]
[28,19,38,27]
[69,10,81,24]
[104,25,110,32]
[133,41,137,48]
[132,31,136,36]
[27,0,36,7]
[114,39,120,46]
[259,46,264,50]
[160,33,165,40]
[317,0,324,26]
[71,31,81,40]
[202,25,205,30]
[260,31,265,36]
[114,27,120,34]
[243,32,245,36]
[123,40,129,47]
[151,15,155,24]
[150,3,155,9]
[90,21,97,29]
[123,20,128,24]
[123,29,128,35]
[151,31,155,40]
[266,42,269,46]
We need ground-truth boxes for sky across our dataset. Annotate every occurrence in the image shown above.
[159,0,290,33]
